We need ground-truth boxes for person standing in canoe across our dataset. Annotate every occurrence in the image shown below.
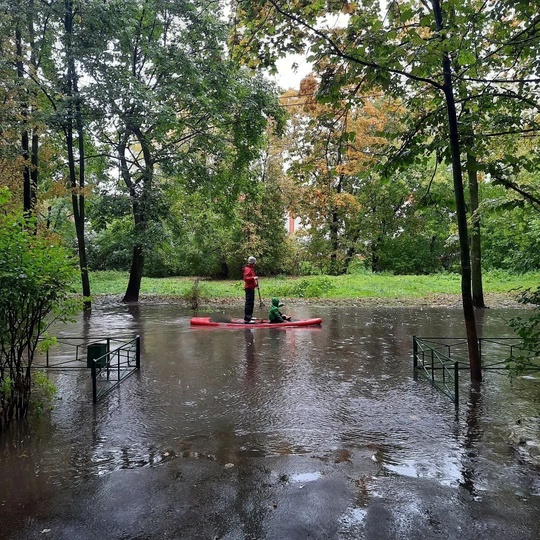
[243,256,258,323]
[268,297,291,323]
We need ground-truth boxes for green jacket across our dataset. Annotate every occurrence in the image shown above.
[268,297,285,323]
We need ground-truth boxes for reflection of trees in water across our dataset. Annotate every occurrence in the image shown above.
[67,304,147,486]
[267,327,284,351]
[244,328,256,383]
[126,303,141,321]
[459,382,483,497]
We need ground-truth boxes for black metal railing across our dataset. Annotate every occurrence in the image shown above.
[413,336,540,406]
[34,335,140,403]
[413,337,459,405]
[88,336,140,403]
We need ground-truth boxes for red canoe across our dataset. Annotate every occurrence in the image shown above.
[190,317,323,328]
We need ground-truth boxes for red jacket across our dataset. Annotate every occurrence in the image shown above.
[242,264,258,289]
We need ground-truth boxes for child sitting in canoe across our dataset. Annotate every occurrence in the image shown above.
[268,297,291,323]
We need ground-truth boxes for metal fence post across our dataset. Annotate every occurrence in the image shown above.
[478,338,482,368]
[454,361,459,407]
[413,336,418,374]
[91,361,97,404]
[136,336,141,369]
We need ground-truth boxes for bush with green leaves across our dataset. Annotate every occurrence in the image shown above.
[284,276,335,298]
[86,218,133,271]
[376,233,452,274]
[31,371,58,417]
[0,189,79,430]
[507,288,540,375]
[482,206,540,272]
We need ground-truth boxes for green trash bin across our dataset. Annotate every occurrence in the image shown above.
[87,342,108,368]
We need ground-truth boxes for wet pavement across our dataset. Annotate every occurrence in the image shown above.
[0,302,539,539]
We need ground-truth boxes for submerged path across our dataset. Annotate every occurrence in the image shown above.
[0,303,538,539]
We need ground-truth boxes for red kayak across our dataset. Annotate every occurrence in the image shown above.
[190,317,323,328]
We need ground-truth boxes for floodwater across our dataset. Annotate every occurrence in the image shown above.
[0,302,539,540]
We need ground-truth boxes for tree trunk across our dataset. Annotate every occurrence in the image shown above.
[67,129,91,306]
[73,205,91,308]
[15,20,33,214]
[117,135,146,303]
[65,0,91,309]
[120,125,154,303]
[467,152,485,308]
[28,0,38,211]
[123,245,144,302]
[371,241,380,272]
[432,0,481,381]
[219,259,229,279]
[74,79,91,308]
[344,231,361,273]
[329,209,339,275]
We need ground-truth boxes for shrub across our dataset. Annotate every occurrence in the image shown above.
[0,189,79,430]
[31,371,58,417]
[285,276,335,298]
[507,287,540,375]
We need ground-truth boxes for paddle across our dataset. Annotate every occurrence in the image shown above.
[209,314,268,326]
[209,313,262,323]
[257,285,264,308]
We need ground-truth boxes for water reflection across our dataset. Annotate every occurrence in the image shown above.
[244,329,256,384]
[1,303,539,539]
[459,383,483,498]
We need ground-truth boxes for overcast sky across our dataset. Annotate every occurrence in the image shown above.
[272,54,313,91]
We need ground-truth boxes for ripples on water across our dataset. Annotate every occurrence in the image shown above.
[1,303,538,504]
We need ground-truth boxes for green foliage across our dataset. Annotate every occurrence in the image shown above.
[157,150,293,279]
[37,335,58,354]
[298,261,324,276]
[89,269,540,301]
[31,371,58,417]
[289,231,333,275]
[482,205,540,272]
[284,276,335,298]
[182,278,211,310]
[0,188,79,429]
[0,376,13,397]
[377,234,449,275]
[507,288,540,375]
[346,259,371,275]
[87,218,134,271]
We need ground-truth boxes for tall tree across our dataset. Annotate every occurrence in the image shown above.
[431,0,479,379]
[5,0,46,215]
[85,0,283,302]
[0,0,93,306]
[233,0,540,380]
[0,19,24,198]
[61,0,91,308]
[281,75,395,274]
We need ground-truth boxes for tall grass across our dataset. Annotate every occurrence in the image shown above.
[89,270,540,301]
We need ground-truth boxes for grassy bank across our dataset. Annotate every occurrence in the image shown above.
[89,270,539,305]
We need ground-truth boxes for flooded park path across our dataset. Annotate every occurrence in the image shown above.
[0,302,539,539]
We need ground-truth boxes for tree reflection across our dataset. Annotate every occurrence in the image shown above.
[244,328,257,384]
[459,382,483,497]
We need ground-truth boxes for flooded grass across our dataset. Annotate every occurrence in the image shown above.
[89,270,540,302]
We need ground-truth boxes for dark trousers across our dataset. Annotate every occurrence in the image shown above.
[244,288,255,321]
